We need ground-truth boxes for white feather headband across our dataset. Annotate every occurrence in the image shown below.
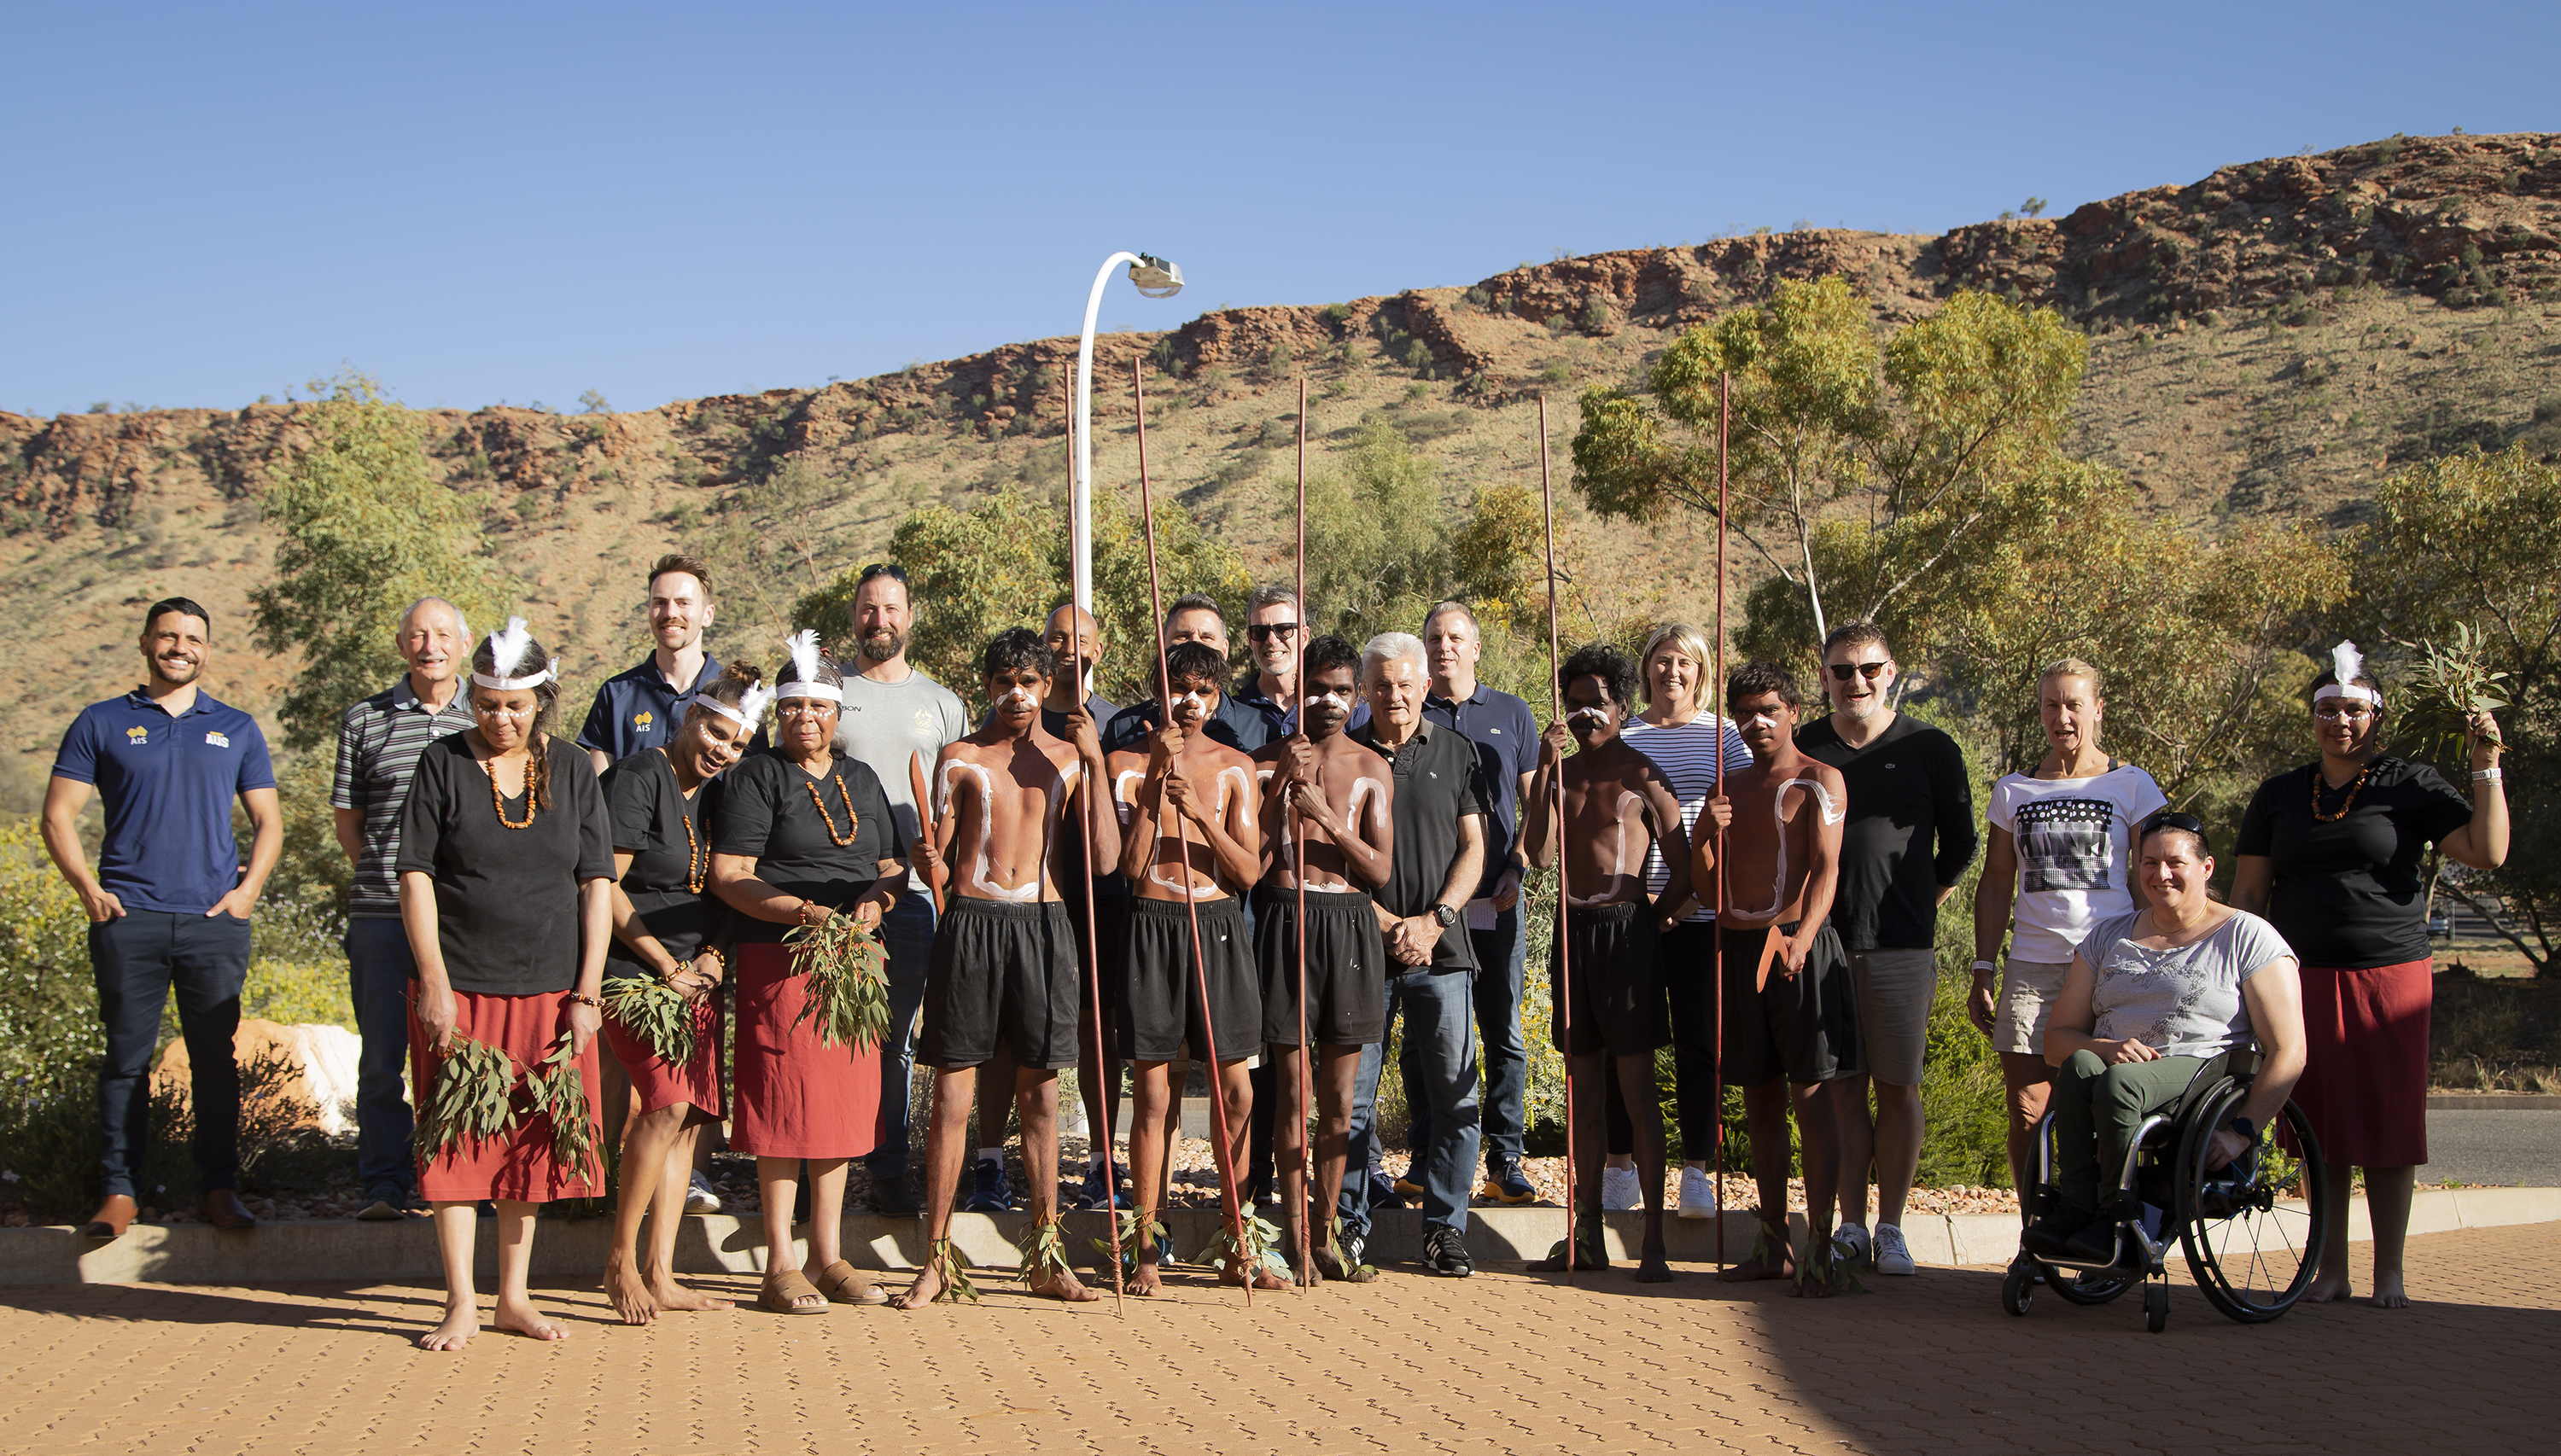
[470,617,557,692]
[697,680,775,731]
[775,629,843,704]
[2315,639,2380,708]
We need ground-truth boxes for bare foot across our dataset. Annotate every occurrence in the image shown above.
[1528,1238,1608,1274]
[605,1249,659,1326]
[1718,1231,1794,1284]
[1634,1251,1674,1284]
[1129,1259,1162,1296]
[1790,1271,1841,1299]
[645,1275,732,1312]
[1027,1264,1102,1303]
[492,1296,569,1341]
[2303,1270,2351,1304]
[2369,1272,2410,1309]
[1220,1263,1290,1290]
[890,1261,945,1312]
[418,1299,478,1351]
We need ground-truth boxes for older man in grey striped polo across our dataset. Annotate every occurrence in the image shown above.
[329,598,476,1220]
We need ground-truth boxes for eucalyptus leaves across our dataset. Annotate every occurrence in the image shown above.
[2416,624,2512,721]
[602,973,697,1067]
[1194,1210,1292,1284]
[785,912,891,1049]
[411,1028,599,1185]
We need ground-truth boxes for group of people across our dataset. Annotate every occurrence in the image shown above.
[37,556,2509,1346]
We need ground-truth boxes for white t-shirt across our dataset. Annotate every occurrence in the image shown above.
[1988,762,2168,963]
[838,666,971,894]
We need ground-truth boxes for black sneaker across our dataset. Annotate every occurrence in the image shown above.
[869,1179,921,1218]
[2062,1220,2119,1264]
[963,1156,1012,1213]
[2022,1209,2089,1261]
[1422,1226,1473,1278]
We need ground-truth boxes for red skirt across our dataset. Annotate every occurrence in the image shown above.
[408,987,604,1203]
[730,941,881,1160]
[599,980,726,1124]
[2291,959,2431,1168]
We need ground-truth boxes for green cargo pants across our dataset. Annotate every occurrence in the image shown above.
[2049,1049,2206,1216]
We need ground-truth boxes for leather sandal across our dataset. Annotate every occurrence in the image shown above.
[758,1267,830,1315]
[814,1259,886,1306]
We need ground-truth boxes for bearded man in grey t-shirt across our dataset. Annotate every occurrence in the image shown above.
[831,563,969,1214]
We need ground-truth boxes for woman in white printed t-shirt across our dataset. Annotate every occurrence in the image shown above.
[1968,658,2167,1195]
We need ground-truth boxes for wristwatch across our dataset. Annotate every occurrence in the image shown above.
[1431,903,1460,929]
[2228,1115,2257,1143]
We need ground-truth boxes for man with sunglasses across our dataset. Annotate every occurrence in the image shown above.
[1794,620,1975,1278]
[1230,584,1368,743]
[834,562,971,1215]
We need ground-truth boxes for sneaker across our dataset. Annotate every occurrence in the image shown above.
[963,1156,1013,1213]
[355,1197,405,1222]
[1072,1160,1116,1211]
[1832,1222,1871,1267]
[2062,1220,2119,1264]
[1600,1165,1642,1212]
[1421,1225,1473,1278]
[1482,1160,1537,1205]
[685,1171,722,1215]
[1873,1222,1916,1275]
[1676,1165,1715,1220]
[870,1178,921,1217]
[2022,1209,2090,1261]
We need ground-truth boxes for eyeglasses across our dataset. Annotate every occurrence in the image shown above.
[1246,622,1300,642]
[1826,661,1891,682]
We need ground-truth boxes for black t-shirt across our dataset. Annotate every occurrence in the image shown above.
[713,748,904,943]
[2235,756,2472,970]
[1351,719,1485,971]
[1794,713,1978,952]
[396,734,615,995]
[601,747,728,968]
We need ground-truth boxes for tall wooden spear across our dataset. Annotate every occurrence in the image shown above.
[1291,375,1316,1290]
[1537,393,1577,1284]
[1133,358,1254,1304]
[1067,359,1124,1310]
[1712,371,1731,1273]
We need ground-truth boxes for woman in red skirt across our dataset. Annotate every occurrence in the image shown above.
[598,661,767,1323]
[710,631,906,1314]
[397,620,615,1350]
[2234,642,2509,1307]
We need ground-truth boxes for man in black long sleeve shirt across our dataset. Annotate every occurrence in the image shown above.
[1793,620,1976,1278]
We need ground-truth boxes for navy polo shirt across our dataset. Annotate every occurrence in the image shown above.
[1105,690,1281,755]
[1423,682,1538,895]
[52,689,276,915]
[1229,674,1368,743]
[576,652,723,761]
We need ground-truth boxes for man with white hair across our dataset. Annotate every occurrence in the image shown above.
[330,597,478,1220]
[1341,630,1488,1277]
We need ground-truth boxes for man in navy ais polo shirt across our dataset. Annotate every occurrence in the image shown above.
[580,553,722,774]
[41,597,280,1240]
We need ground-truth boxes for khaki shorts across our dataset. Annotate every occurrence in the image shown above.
[1995,958,2071,1057]
[1845,947,1936,1086]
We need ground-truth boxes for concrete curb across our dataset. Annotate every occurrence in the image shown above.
[2427,1094,2561,1109]
[5,1188,2554,1285]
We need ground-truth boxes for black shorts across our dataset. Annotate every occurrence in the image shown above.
[1718,920,1859,1087]
[915,900,1081,1071]
[1257,888,1386,1048]
[1063,881,1130,1016]
[1549,900,1670,1057]
[1117,896,1259,1064]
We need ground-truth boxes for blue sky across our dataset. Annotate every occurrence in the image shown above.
[3,2,2552,419]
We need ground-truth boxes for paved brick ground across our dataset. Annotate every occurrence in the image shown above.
[2,1224,2553,1455]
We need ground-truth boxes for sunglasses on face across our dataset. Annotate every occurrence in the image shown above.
[1246,622,1299,642]
[1826,661,1891,682]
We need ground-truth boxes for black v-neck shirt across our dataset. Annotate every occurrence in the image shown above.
[713,748,904,943]
[396,734,615,995]
[601,747,728,967]
[2236,756,2471,969]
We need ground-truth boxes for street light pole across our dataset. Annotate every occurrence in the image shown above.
[1072,251,1182,612]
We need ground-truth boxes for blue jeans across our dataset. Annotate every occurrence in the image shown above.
[866,890,938,1177]
[1342,967,1481,1237]
[90,909,250,1199]
[1407,908,1526,1168]
[341,917,417,1201]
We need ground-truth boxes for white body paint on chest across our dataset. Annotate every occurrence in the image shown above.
[938,758,1056,902]
[1566,789,1645,907]
[1731,775,1839,920]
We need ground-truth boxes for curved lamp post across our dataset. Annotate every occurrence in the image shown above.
[1072,251,1183,611]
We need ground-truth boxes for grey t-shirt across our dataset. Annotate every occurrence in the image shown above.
[2078,909,2295,1057]
[837,665,969,893]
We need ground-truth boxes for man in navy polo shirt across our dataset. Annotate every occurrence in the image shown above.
[579,553,722,774]
[42,597,281,1240]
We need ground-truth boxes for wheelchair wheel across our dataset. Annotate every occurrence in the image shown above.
[2174,1084,2331,1324]
[2034,1261,2133,1305]
[2001,1255,2034,1316]
[2144,1279,2168,1333]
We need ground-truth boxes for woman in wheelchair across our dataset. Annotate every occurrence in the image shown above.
[2024,812,2306,1265]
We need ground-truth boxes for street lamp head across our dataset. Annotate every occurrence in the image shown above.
[1129,253,1184,298]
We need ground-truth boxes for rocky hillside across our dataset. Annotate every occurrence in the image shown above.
[4,131,2557,794]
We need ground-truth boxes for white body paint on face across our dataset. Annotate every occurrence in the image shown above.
[1730,775,1839,920]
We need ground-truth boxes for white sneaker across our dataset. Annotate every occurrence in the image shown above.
[1677,1165,1715,1220]
[1873,1222,1916,1275]
[684,1171,722,1215]
[1832,1222,1871,1267]
[1600,1165,1642,1211]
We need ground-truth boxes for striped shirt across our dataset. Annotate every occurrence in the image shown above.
[1622,713,1756,923]
[331,677,478,917]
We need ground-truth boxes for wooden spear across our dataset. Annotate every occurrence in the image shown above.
[1292,375,1316,1290]
[1712,370,1730,1273]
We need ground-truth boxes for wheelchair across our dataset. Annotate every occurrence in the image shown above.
[2000,1047,2333,1333]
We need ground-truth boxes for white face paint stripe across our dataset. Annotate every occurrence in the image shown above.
[939,758,1041,901]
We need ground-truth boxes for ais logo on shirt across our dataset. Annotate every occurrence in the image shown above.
[913,709,935,737]
[204,731,230,748]
[125,726,149,744]
[634,710,655,732]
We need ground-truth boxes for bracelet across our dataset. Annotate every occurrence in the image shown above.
[1970,958,1998,976]
[2473,767,2503,783]
[569,993,602,1009]
[664,958,691,985]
